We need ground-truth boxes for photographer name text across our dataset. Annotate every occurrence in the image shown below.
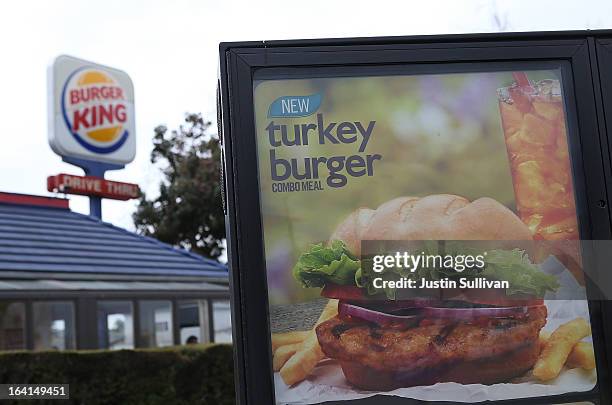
[372,277,509,290]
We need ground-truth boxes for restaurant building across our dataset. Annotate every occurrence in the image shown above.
[0,192,230,351]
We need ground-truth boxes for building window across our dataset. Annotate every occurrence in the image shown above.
[138,300,173,348]
[0,302,25,350]
[32,301,75,350]
[212,300,232,343]
[177,300,209,345]
[97,301,134,350]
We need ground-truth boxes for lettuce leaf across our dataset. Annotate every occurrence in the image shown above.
[404,245,559,297]
[292,240,360,288]
[481,248,559,297]
[293,240,559,298]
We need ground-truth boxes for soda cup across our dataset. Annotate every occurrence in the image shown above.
[498,77,584,283]
[498,78,579,241]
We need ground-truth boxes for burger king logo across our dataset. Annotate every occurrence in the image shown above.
[61,67,130,154]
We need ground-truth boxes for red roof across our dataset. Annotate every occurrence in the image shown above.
[0,192,69,209]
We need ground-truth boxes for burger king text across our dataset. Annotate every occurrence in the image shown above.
[69,86,126,131]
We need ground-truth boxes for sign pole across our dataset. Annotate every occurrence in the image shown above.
[89,196,102,219]
[62,156,124,219]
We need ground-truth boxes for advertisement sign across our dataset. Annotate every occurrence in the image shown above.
[48,55,135,165]
[220,32,612,405]
[47,173,140,200]
[252,69,594,403]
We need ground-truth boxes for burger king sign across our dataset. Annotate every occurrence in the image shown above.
[48,55,135,165]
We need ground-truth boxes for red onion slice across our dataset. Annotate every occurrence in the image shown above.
[339,301,541,325]
[338,302,421,325]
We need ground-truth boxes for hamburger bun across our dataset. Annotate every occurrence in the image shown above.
[330,194,533,256]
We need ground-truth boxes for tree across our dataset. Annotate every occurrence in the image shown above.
[133,113,225,260]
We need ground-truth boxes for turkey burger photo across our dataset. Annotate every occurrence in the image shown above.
[292,194,560,390]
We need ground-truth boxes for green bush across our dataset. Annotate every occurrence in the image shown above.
[0,344,235,405]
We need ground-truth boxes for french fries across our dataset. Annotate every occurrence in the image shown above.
[280,329,324,385]
[533,318,591,381]
[539,328,595,372]
[273,342,301,372]
[279,299,338,386]
[271,331,309,352]
[566,342,596,370]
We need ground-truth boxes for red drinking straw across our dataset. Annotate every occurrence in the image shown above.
[512,72,531,88]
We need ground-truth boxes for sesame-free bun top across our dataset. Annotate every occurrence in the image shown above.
[330,194,533,256]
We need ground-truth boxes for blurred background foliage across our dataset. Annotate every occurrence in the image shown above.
[253,69,562,305]
[133,113,225,260]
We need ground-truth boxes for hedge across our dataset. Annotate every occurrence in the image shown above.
[0,344,235,405]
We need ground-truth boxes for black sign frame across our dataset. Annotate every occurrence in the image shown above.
[219,30,612,405]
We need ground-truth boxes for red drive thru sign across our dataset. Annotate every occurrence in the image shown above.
[47,173,140,201]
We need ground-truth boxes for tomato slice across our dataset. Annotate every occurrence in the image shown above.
[321,283,366,301]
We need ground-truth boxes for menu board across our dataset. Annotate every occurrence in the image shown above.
[252,69,596,404]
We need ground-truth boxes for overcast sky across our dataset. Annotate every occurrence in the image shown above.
[0,0,610,231]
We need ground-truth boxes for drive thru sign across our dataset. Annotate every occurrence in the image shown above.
[47,174,140,201]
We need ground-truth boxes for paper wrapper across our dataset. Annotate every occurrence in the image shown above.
[274,300,596,404]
